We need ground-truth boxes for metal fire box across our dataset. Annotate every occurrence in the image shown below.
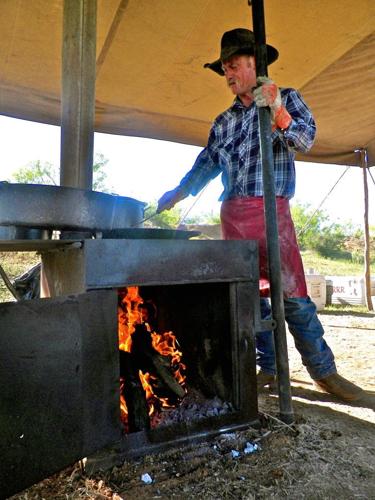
[1,238,260,497]
[0,289,121,499]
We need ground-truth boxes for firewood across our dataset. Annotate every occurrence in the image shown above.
[131,324,185,399]
[119,350,150,432]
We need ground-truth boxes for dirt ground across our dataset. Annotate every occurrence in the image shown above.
[9,310,375,500]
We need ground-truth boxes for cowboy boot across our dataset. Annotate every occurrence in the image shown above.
[257,371,277,391]
[314,373,364,401]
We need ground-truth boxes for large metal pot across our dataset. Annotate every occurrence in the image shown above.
[0,183,146,231]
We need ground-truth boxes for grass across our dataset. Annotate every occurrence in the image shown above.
[0,251,39,302]
[323,304,372,315]
[301,249,365,276]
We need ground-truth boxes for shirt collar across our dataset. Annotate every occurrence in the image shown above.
[231,96,256,112]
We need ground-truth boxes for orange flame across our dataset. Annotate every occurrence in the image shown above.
[118,286,186,425]
[118,286,143,352]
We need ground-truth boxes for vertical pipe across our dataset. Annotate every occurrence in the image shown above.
[60,0,97,189]
[359,149,373,311]
[250,0,294,423]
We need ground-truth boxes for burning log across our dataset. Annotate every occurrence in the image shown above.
[131,323,186,400]
[119,351,150,432]
[118,286,186,431]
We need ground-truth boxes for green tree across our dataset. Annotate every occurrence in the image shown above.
[291,202,327,250]
[184,211,221,225]
[144,202,221,228]
[313,224,350,259]
[92,153,110,192]
[10,153,111,192]
[144,201,183,229]
[12,160,58,185]
[291,202,361,260]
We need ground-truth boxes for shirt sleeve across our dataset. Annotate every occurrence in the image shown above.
[177,145,221,196]
[277,88,316,153]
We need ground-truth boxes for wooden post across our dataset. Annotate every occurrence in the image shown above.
[60,0,97,189]
[359,149,373,311]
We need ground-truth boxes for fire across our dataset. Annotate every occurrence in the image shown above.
[118,286,143,351]
[118,286,186,426]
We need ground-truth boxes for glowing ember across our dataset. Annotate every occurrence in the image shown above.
[118,286,186,426]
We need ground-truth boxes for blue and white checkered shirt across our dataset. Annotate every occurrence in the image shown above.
[178,88,316,200]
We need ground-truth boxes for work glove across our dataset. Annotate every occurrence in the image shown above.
[157,187,186,213]
[253,76,292,131]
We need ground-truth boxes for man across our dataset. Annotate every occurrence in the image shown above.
[157,28,363,401]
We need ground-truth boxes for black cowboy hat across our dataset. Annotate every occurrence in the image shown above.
[204,28,279,76]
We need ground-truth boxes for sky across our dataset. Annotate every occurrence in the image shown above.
[1,114,374,228]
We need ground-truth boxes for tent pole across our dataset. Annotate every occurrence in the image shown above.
[358,149,373,311]
[249,0,294,423]
[60,0,97,189]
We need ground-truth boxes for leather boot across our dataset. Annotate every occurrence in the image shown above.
[314,373,364,401]
[257,371,277,391]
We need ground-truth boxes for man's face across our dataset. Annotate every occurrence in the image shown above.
[222,55,256,96]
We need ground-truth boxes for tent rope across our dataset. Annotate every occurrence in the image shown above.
[368,167,375,186]
[296,166,350,237]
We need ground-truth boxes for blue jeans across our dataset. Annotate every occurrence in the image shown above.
[257,297,336,380]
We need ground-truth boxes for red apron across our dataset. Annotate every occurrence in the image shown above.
[221,197,307,298]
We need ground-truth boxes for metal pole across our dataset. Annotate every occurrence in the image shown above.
[60,0,97,189]
[249,0,294,423]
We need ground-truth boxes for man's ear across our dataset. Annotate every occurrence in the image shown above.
[249,55,256,69]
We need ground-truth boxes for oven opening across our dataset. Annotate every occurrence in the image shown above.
[117,283,235,435]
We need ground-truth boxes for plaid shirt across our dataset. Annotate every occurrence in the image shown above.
[178,88,316,200]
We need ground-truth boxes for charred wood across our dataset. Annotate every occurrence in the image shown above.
[119,350,150,432]
[132,324,185,399]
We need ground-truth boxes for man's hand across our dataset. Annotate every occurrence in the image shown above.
[157,187,186,213]
[253,76,292,130]
[253,76,282,108]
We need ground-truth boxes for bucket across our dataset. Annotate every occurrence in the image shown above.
[305,271,326,311]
